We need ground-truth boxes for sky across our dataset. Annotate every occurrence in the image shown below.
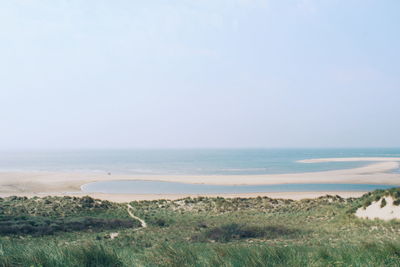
[0,0,399,149]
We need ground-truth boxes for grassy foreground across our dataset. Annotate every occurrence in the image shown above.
[1,189,400,266]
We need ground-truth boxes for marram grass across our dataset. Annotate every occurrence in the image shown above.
[1,189,400,266]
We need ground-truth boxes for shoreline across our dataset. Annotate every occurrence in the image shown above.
[0,157,399,201]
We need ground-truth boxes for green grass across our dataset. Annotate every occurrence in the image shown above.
[1,241,400,266]
[0,242,124,267]
[2,189,400,266]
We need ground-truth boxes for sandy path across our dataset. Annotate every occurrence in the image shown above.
[127,204,147,228]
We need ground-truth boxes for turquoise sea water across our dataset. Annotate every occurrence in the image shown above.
[0,148,399,175]
[82,181,394,194]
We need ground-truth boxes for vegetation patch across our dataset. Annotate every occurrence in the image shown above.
[380,198,387,208]
[2,189,400,266]
[0,215,138,236]
[0,196,116,218]
[0,243,123,267]
[192,223,301,242]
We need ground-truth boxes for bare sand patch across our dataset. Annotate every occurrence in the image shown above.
[356,196,400,221]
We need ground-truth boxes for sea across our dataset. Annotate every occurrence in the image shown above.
[0,148,399,175]
[1,148,400,194]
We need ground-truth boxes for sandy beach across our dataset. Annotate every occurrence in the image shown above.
[0,157,399,201]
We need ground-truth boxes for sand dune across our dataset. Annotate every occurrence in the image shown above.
[356,196,400,221]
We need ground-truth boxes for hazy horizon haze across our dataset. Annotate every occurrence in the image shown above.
[1,0,399,150]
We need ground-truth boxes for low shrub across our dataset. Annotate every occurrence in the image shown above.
[363,200,372,209]
[0,215,138,236]
[380,198,387,208]
[192,223,301,242]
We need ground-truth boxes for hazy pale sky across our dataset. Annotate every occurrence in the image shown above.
[1,0,399,149]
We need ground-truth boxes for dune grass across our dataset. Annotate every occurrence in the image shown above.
[1,189,400,266]
[0,242,123,267]
[1,240,400,267]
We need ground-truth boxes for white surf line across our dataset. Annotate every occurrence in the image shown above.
[127,204,147,228]
[298,157,400,164]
